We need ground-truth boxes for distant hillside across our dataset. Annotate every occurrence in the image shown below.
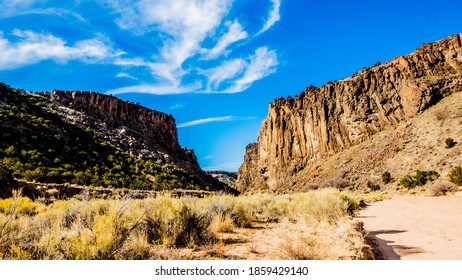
[206,171,237,188]
[236,33,462,193]
[0,83,232,194]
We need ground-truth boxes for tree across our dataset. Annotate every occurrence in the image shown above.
[0,165,15,188]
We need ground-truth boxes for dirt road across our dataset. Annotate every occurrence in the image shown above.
[357,193,462,259]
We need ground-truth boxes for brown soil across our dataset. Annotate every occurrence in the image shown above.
[357,192,462,259]
[183,221,304,260]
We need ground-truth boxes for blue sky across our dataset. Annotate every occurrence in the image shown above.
[1,0,462,171]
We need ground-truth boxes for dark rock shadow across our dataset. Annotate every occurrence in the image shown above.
[365,230,407,260]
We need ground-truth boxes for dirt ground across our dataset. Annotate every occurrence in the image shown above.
[357,192,462,260]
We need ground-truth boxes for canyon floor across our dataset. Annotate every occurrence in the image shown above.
[357,192,462,260]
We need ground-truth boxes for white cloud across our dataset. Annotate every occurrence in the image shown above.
[178,116,235,128]
[116,72,137,80]
[224,47,278,93]
[0,29,117,70]
[0,0,45,17]
[178,116,257,128]
[201,155,214,160]
[204,58,246,92]
[106,82,201,95]
[202,20,248,60]
[99,0,280,95]
[258,0,281,35]
[0,1,83,21]
[101,0,232,84]
[169,103,185,110]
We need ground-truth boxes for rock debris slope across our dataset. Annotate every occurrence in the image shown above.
[236,33,462,193]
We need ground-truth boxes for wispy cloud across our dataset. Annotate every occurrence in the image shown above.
[204,47,278,93]
[116,72,137,80]
[0,1,85,21]
[0,1,282,95]
[0,0,44,17]
[98,0,281,95]
[0,29,117,70]
[178,116,235,128]
[178,116,257,128]
[204,58,246,92]
[101,0,232,84]
[106,82,201,95]
[258,0,281,35]
[202,20,248,60]
[201,155,214,160]
[224,47,279,93]
[169,103,186,110]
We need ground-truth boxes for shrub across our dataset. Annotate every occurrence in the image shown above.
[445,138,456,149]
[448,166,462,186]
[426,182,459,196]
[398,175,416,188]
[399,170,440,188]
[366,181,380,191]
[0,166,15,188]
[381,171,392,184]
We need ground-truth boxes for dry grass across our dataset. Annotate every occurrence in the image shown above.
[0,188,370,260]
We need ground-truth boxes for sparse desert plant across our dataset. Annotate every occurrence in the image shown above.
[399,170,440,188]
[434,109,450,121]
[209,213,235,235]
[280,236,326,260]
[445,138,456,148]
[366,181,380,191]
[0,188,368,260]
[448,166,462,186]
[426,182,459,196]
[381,171,392,184]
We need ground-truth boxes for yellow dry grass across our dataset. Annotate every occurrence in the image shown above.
[0,188,371,260]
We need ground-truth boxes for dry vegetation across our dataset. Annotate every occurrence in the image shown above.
[0,188,372,260]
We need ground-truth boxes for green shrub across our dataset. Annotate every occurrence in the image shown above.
[398,175,416,188]
[445,138,456,148]
[448,166,462,186]
[0,166,15,188]
[399,170,440,188]
[381,171,392,184]
[366,181,380,191]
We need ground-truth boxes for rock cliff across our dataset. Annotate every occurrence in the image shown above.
[236,33,462,193]
[49,90,228,192]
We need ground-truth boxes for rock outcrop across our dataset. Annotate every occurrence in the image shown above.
[49,90,228,192]
[236,33,462,193]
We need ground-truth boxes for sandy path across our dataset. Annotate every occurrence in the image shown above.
[357,193,462,260]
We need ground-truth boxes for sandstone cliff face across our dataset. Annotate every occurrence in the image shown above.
[236,33,462,193]
[49,90,227,191]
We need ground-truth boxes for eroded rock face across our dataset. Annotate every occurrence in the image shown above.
[49,90,227,191]
[236,33,462,193]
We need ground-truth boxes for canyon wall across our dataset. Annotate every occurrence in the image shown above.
[50,90,228,192]
[236,33,462,193]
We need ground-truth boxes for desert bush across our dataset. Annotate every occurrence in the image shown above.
[445,138,456,148]
[0,165,15,188]
[143,197,214,247]
[426,182,459,196]
[399,170,440,188]
[290,189,352,224]
[434,109,450,121]
[448,166,462,186]
[0,189,365,260]
[366,181,380,191]
[209,213,235,235]
[381,171,392,184]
